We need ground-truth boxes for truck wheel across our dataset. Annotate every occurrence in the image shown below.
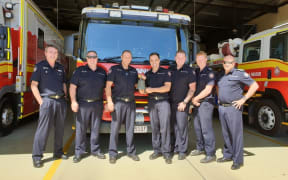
[0,97,16,136]
[255,99,282,136]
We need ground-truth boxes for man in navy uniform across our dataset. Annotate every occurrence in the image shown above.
[70,50,107,163]
[169,50,196,160]
[191,51,216,163]
[31,44,68,168]
[217,55,258,170]
[139,52,172,164]
[106,50,140,164]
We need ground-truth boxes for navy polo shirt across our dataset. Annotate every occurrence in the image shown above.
[70,65,107,101]
[194,66,215,101]
[31,60,66,96]
[145,67,171,99]
[107,64,138,98]
[169,64,196,104]
[217,68,255,104]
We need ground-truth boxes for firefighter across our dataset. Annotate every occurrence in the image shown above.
[169,50,196,160]
[70,50,107,163]
[191,51,216,163]
[139,52,172,164]
[31,44,68,168]
[106,50,140,164]
[217,55,258,170]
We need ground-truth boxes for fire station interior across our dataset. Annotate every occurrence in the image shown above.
[1,0,288,180]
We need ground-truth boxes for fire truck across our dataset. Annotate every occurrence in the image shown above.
[0,0,66,135]
[65,4,192,133]
[208,27,288,136]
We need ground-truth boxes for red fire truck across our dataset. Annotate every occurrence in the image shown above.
[65,4,192,133]
[208,28,288,136]
[0,0,66,135]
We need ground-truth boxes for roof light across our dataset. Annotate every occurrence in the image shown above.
[155,6,163,12]
[5,12,13,19]
[158,14,169,21]
[5,2,13,10]
[112,2,119,8]
[130,5,150,11]
[109,10,122,18]
[120,5,130,9]
[163,9,169,13]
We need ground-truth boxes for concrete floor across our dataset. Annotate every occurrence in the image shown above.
[0,112,288,180]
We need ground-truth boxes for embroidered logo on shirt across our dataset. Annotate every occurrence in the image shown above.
[209,73,214,79]
[98,73,105,76]
[244,72,249,77]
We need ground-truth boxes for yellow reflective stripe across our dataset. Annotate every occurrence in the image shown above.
[244,27,288,43]
[0,62,12,65]
[27,3,63,40]
[0,64,13,73]
[19,0,24,70]
[27,64,35,73]
[253,77,288,81]
[136,101,148,104]
[282,122,288,126]
[238,59,288,72]
[22,110,39,118]
[7,51,10,60]
[7,27,10,49]
[7,28,10,60]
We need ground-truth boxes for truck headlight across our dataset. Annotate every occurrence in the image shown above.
[5,2,13,10]
[5,12,13,19]
[109,10,122,18]
[158,14,169,21]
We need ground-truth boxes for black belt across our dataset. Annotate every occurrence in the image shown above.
[42,94,64,99]
[219,103,233,107]
[114,97,134,103]
[81,98,102,103]
[149,96,167,101]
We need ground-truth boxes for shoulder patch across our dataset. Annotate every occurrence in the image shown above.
[244,72,249,78]
[33,66,37,72]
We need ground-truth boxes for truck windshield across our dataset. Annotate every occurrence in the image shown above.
[81,20,189,65]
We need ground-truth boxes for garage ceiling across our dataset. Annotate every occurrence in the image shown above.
[34,0,288,50]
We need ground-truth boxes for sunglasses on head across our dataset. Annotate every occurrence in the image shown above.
[223,61,234,64]
[86,55,97,59]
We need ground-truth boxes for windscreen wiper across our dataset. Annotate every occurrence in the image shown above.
[160,59,176,65]
[100,56,145,63]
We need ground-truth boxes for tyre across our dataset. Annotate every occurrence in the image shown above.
[0,97,16,136]
[255,99,282,136]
